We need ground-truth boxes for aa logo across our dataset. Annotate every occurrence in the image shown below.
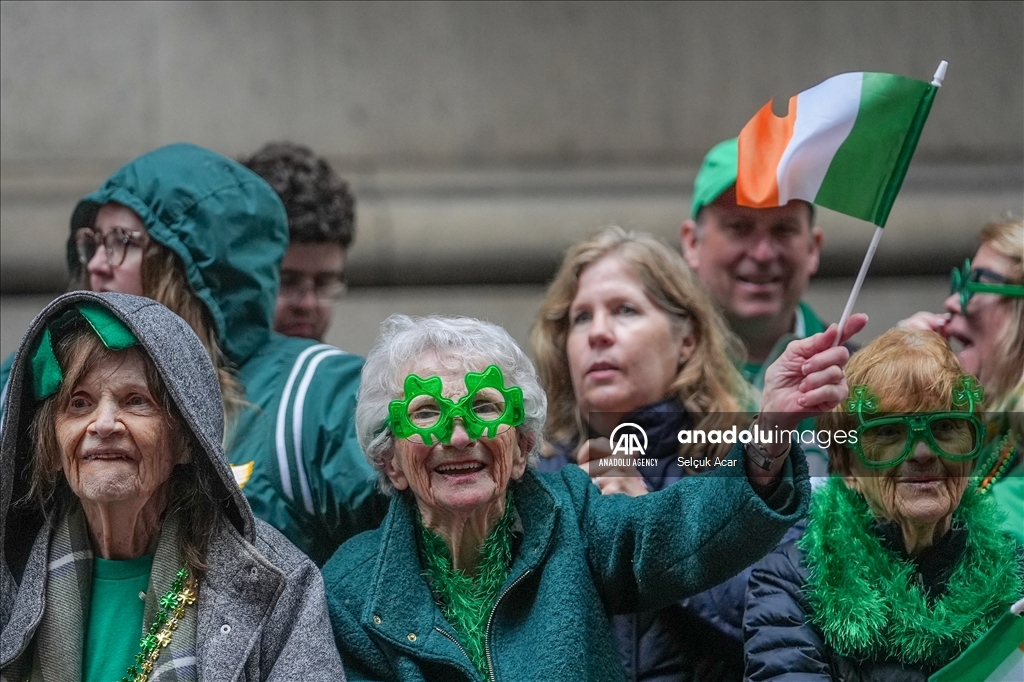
[609,422,648,456]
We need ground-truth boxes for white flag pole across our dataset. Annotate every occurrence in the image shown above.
[834,226,883,345]
[833,60,948,346]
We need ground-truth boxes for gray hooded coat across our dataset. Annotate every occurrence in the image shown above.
[0,292,345,681]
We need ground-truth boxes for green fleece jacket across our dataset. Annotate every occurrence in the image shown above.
[323,446,810,682]
[0,143,385,564]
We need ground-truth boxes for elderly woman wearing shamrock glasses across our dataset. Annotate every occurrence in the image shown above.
[321,312,864,682]
[744,328,1022,682]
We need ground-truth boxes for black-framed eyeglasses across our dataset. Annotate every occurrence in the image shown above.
[74,227,146,268]
[950,258,1024,311]
[279,271,348,304]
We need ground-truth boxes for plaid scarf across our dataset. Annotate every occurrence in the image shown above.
[13,501,199,681]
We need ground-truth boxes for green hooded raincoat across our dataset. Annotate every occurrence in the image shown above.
[2,143,384,564]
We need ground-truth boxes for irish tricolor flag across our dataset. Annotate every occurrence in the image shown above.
[737,71,939,226]
[929,609,1024,682]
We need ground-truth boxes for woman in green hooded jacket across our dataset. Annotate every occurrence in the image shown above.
[2,143,385,565]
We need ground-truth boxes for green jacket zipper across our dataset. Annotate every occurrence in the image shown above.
[434,626,475,678]
[484,569,533,682]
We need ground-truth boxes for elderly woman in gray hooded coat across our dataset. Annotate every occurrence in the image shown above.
[0,292,344,681]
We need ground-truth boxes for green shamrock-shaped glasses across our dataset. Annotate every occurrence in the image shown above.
[950,258,1024,312]
[844,375,985,469]
[388,365,525,445]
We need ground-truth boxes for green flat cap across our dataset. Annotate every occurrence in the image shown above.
[691,137,738,219]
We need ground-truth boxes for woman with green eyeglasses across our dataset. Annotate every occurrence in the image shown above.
[743,328,1022,682]
[900,218,1023,534]
[322,312,861,682]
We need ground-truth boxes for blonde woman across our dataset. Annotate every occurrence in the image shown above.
[532,227,753,489]
[531,226,865,682]
[901,219,1023,534]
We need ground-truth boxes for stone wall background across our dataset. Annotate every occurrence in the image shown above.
[2,1,1021,351]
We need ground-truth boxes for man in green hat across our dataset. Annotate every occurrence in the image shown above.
[680,137,828,474]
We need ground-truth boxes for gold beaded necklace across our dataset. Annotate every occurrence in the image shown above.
[120,567,198,682]
[977,432,1018,494]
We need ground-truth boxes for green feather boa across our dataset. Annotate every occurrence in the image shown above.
[419,495,515,678]
[799,478,1021,667]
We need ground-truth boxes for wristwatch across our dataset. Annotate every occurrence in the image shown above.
[745,417,791,470]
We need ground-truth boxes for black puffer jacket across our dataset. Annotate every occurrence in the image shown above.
[744,484,1023,682]
[745,540,935,682]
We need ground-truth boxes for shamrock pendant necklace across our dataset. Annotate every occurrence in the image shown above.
[120,567,198,682]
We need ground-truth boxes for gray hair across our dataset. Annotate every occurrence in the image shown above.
[356,314,547,495]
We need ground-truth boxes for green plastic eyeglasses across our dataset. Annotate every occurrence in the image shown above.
[844,376,985,469]
[388,365,525,445]
[950,258,1024,312]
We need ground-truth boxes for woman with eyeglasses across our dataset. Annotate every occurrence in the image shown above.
[322,313,858,682]
[900,219,1023,534]
[743,328,1022,682]
[1,143,385,567]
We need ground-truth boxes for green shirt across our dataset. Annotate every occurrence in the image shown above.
[83,554,152,682]
[990,461,1024,544]
[740,301,828,386]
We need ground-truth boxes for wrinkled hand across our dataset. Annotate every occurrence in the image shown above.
[760,313,868,433]
[898,311,951,335]
[577,438,649,497]
[746,314,867,488]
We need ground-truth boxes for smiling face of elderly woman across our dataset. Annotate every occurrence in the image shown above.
[31,328,190,557]
[849,418,974,531]
[356,315,546,562]
[55,350,179,505]
[820,329,979,554]
[384,352,529,523]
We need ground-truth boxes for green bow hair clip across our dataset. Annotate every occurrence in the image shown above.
[29,303,138,400]
[844,375,985,469]
[388,365,525,445]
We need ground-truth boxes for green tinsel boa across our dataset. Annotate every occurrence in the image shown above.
[419,495,515,678]
[799,477,1021,668]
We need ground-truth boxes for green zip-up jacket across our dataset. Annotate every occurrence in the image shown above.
[323,447,810,682]
[1,143,385,565]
